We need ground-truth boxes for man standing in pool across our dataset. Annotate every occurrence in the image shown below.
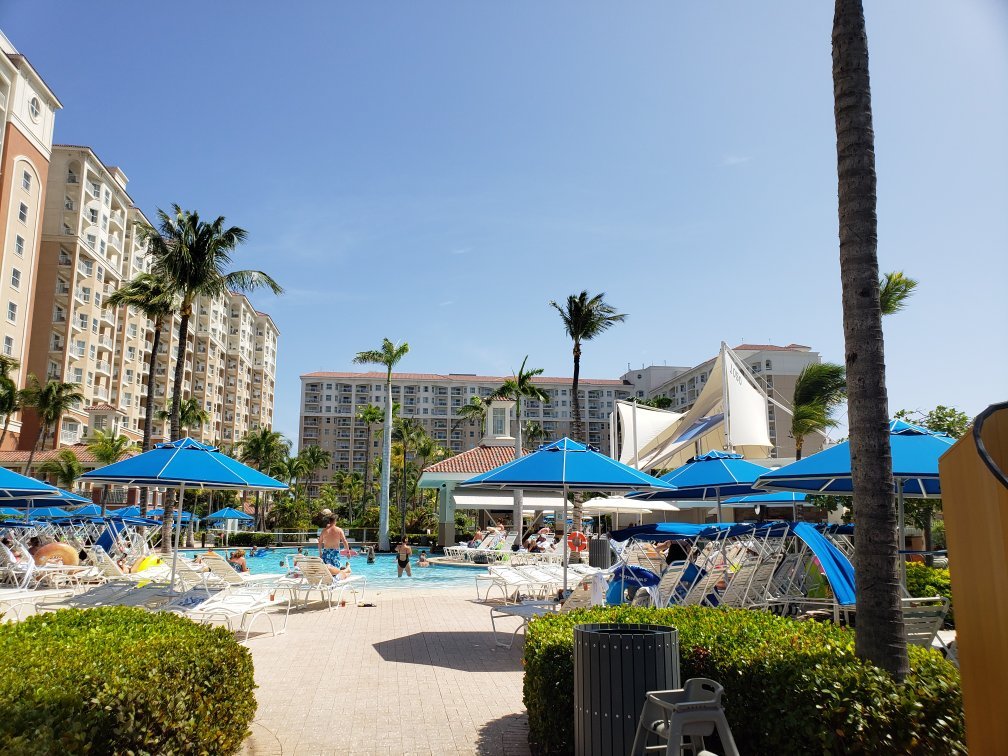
[318,515,350,576]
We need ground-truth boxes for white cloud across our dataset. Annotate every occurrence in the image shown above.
[721,154,753,167]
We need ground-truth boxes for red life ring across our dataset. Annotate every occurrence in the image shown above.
[567,531,588,553]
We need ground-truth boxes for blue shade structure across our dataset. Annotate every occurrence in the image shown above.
[631,450,771,522]
[0,466,76,499]
[723,491,808,519]
[206,507,253,521]
[80,437,287,591]
[460,437,676,589]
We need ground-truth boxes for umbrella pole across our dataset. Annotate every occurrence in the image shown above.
[562,483,569,593]
[897,478,906,590]
[169,482,185,595]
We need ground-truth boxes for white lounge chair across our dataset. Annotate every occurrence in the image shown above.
[170,585,290,641]
[0,586,74,622]
[476,565,551,603]
[199,552,278,588]
[490,576,602,649]
[902,596,950,651]
[444,534,497,561]
[280,555,366,608]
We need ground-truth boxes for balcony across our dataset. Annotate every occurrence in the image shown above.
[97,334,114,351]
[60,429,80,445]
[95,360,111,376]
[110,210,125,229]
[93,386,109,401]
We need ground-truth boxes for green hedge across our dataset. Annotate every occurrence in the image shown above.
[906,562,954,627]
[524,606,964,755]
[225,531,275,547]
[0,607,256,755]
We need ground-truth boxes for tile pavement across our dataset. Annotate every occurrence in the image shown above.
[241,585,531,756]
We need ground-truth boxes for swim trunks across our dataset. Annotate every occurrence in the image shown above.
[320,548,342,568]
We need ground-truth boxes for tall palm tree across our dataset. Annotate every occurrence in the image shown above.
[879,271,918,316]
[156,396,211,437]
[490,356,551,537]
[38,448,83,490]
[272,453,308,498]
[298,444,331,501]
[139,205,282,442]
[20,375,84,475]
[832,0,906,678]
[86,429,140,515]
[0,355,20,448]
[790,362,847,460]
[237,427,290,530]
[549,291,626,443]
[353,338,410,551]
[453,395,488,437]
[523,420,548,450]
[105,273,177,452]
[355,404,385,503]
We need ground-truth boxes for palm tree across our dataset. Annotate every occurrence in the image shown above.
[392,417,424,538]
[105,273,177,452]
[86,429,139,515]
[355,404,384,503]
[139,205,282,442]
[237,427,291,530]
[38,448,83,490]
[0,355,20,448]
[20,375,85,475]
[790,362,847,460]
[298,444,331,500]
[272,454,308,498]
[523,420,548,450]
[549,291,627,443]
[490,356,551,537]
[353,338,410,551]
[454,395,488,436]
[832,0,906,678]
[156,396,211,437]
[879,271,918,316]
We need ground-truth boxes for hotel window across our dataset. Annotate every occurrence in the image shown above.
[91,182,101,199]
[73,368,83,383]
[6,302,16,323]
[492,407,505,435]
[2,337,11,356]
[10,269,20,289]
[29,97,41,120]
[14,236,24,256]
[100,240,106,255]
[101,214,108,230]
[18,203,28,223]
[104,189,111,206]
[21,171,31,191]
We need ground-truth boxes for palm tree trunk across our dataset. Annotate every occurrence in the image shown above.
[833,0,907,679]
[379,381,392,551]
[364,427,373,506]
[143,317,163,451]
[170,309,190,441]
[571,342,583,443]
[160,492,174,555]
[25,426,46,477]
[923,507,934,568]
[0,414,11,448]
[795,436,804,461]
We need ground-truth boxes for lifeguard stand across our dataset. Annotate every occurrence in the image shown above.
[940,401,1008,752]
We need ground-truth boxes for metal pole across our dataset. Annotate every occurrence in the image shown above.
[897,478,906,589]
[562,482,569,593]
[169,482,185,595]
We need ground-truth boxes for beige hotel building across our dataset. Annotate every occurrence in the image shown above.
[298,371,632,496]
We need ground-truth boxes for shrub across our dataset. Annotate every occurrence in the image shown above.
[906,561,954,627]
[0,607,256,755]
[226,531,275,547]
[524,606,964,755]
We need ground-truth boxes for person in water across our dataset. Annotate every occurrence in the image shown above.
[417,550,430,568]
[396,537,413,577]
[228,549,249,573]
[318,515,351,576]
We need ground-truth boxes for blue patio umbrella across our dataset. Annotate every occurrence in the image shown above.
[631,450,771,523]
[460,437,676,589]
[26,506,72,518]
[206,507,254,522]
[755,420,956,582]
[2,489,90,520]
[148,508,199,523]
[71,503,106,518]
[723,491,808,519]
[81,437,287,591]
[0,466,75,499]
[0,506,20,517]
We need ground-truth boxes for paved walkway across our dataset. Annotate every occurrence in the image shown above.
[242,586,531,756]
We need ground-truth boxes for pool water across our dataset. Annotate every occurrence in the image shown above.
[182,548,476,592]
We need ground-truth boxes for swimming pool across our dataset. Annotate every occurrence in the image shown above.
[182,548,477,591]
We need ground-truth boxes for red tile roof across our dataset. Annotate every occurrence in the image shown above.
[423,445,516,474]
[85,403,122,413]
[302,371,627,386]
[0,444,139,467]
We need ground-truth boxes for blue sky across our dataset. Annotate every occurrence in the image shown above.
[4,1,1006,440]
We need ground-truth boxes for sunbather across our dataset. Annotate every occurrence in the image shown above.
[229,550,249,573]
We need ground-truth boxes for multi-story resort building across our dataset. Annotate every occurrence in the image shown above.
[0,31,61,449]
[298,372,632,496]
[622,343,825,460]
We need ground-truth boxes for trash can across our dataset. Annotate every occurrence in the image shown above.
[574,623,679,756]
[588,536,612,569]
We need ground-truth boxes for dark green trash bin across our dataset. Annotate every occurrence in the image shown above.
[574,623,679,756]
[588,536,612,569]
